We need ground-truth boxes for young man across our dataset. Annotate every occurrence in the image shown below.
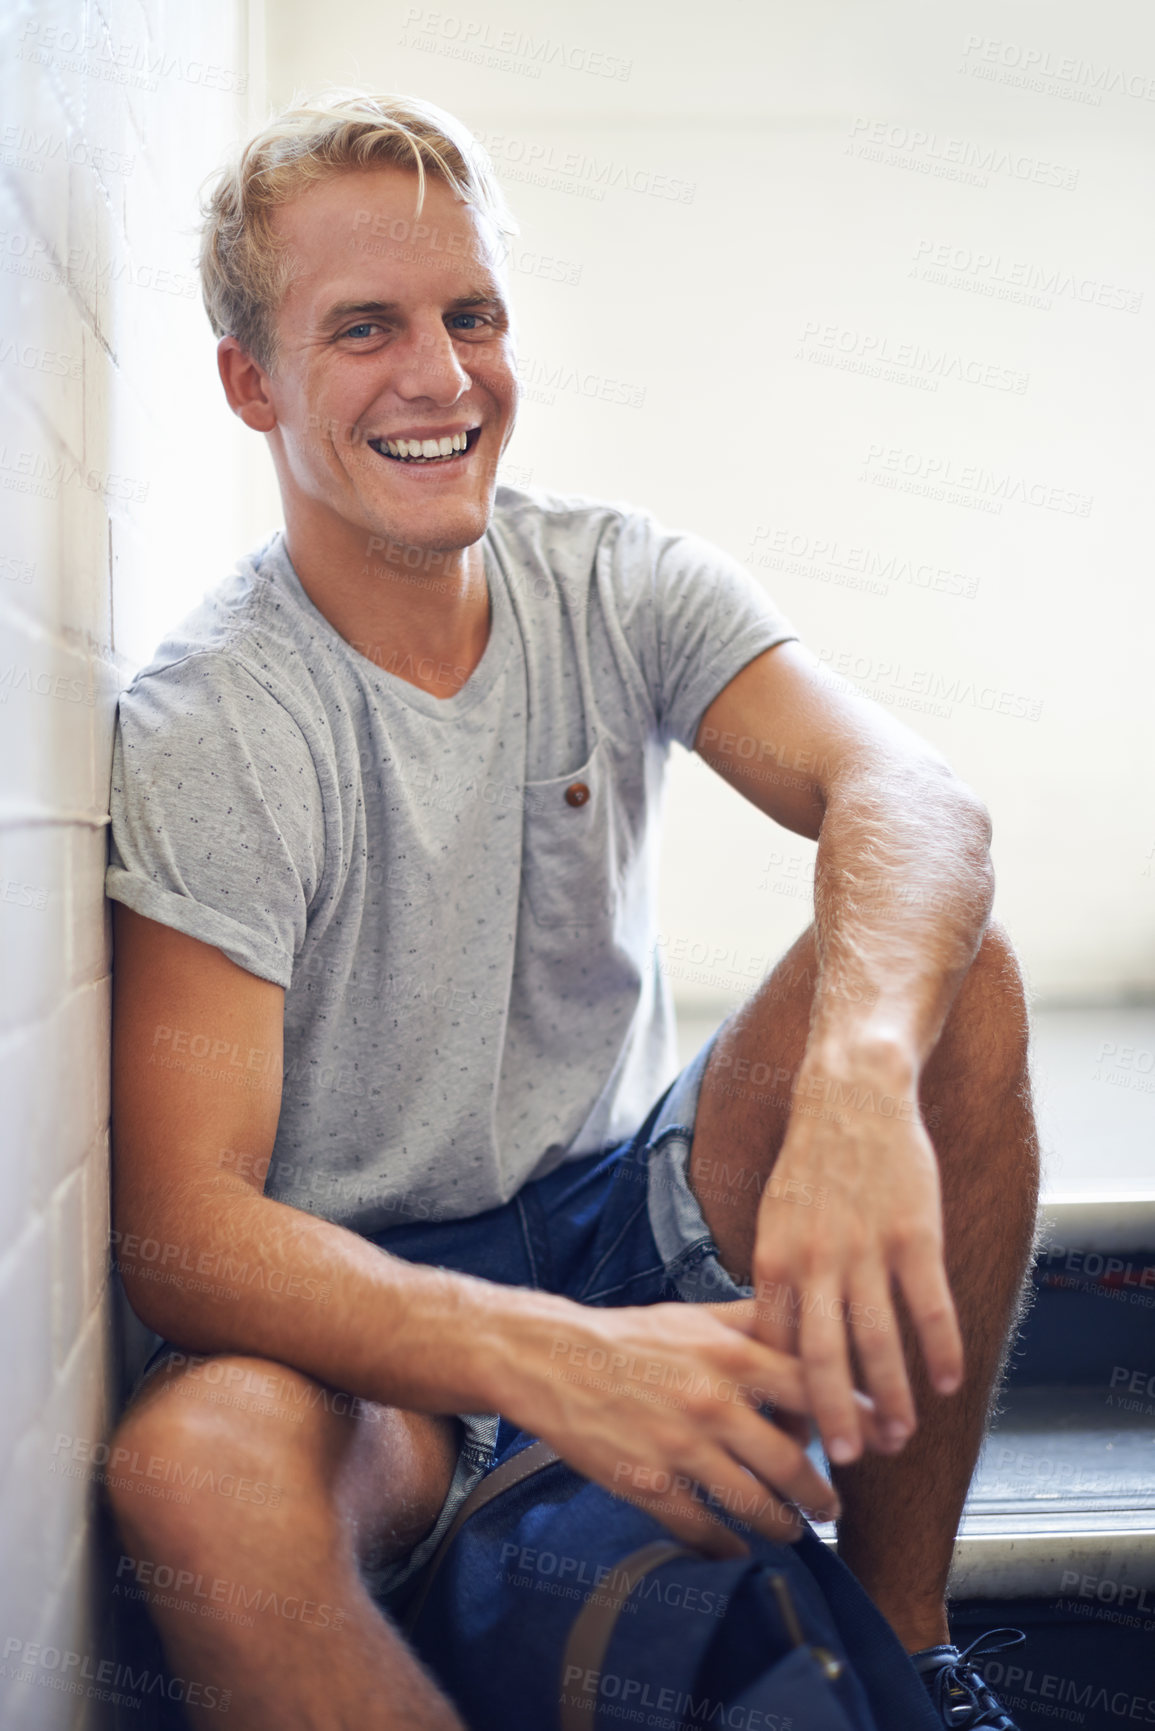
[105,93,1039,1730]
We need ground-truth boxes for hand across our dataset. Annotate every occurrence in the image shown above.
[503,1298,840,1556]
[750,1055,964,1465]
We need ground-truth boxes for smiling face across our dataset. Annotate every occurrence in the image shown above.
[258,165,519,565]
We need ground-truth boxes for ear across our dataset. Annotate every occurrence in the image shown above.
[217,335,277,433]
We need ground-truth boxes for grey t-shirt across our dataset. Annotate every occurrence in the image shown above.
[106,485,797,1232]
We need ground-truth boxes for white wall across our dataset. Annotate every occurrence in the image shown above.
[263,0,1155,1007]
[0,1,255,1722]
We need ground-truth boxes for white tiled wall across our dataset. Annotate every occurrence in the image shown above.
[0,3,258,1723]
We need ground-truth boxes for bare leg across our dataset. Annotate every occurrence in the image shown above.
[106,1354,467,1729]
[688,921,1039,1651]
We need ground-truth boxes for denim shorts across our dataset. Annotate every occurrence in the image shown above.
[365,1032,756,1606]
[136,1033,751,1609]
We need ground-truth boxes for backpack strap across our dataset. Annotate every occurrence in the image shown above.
[401,1436,560,1635]
[558,1538,695,1729]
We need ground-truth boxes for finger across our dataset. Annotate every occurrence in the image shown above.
[681,1447,805,1545]
[848,1275,915,1449]
[797,1280,862,1464]
[725,1408,840,1524]
[735,1345,810,1416]
[898,1243,965,1395]
[691,1305,813,1415]
[747,1263,805,1361]
[703,1330,815,1442]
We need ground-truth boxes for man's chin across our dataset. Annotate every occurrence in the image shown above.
[361,494,493,563]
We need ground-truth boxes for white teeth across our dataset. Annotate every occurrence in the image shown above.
[379,431,473,460]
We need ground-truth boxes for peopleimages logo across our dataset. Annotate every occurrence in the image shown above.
[911,239,1143,314]
[815,648,1044,723]
[846,117,1079,190]
[559,1666,794,1730]
[746,527,979,601]
[975,1655,1155,1725]
[399,7,632,80]
[17,19,247,92]
[1,1636,230,1713]
[0,125,135,176]
[499,1543,729,1617]
[958,33,1155,104]
[475,130,696,204]
[795,321,1028,395]
[859,442,1092,519]
[1062,1568,1155,1608]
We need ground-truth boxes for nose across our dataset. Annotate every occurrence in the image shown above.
[391,318,471,406]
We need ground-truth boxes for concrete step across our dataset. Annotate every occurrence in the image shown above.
[812,1386,1155,1600]
[1040,1194,1155,1254]
[951,1385,1155,1598]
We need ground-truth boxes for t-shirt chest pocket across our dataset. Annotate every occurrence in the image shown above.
[520,737,622,930]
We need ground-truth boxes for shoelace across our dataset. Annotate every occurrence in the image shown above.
[925,1628,1026,1727]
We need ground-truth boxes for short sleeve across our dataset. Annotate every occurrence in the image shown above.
[604,511,799,750]
[105,652,326,988]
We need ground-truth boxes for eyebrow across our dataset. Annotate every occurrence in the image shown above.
[319,291,507,330]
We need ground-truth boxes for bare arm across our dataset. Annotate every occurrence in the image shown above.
[111,903,836,1548]
[110,903,520,1415]
[694,640,993,1451]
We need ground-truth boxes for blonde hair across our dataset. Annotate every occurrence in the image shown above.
[199,90,518,373]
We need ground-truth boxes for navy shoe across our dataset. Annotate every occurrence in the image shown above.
[911,1628,1026,1728]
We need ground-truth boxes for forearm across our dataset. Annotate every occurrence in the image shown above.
[115,1180,574,1420]
[806,757,994,1077]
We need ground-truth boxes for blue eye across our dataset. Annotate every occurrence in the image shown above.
[449,314,482,330]
[344,323,377,340]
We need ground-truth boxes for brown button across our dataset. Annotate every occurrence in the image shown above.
[564,782,590,808]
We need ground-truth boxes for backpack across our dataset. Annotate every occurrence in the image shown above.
[401,1430,943,1731]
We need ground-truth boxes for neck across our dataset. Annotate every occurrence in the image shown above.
[281,504,491,701]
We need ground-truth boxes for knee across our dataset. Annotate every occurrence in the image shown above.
[968,919,1029,1036]
[105,1358,308,1554]
[940,919,1030,1089]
